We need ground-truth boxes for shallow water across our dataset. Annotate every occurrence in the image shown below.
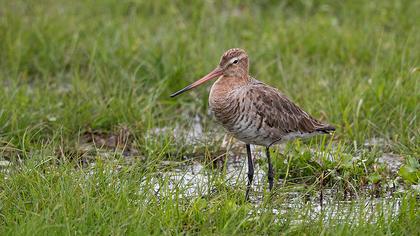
[147,148,404,225]
[143,119,407,223]
[151,153,266,200]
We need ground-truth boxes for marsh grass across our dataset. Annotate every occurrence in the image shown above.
[0,0,419,235]
[0,157,418,235]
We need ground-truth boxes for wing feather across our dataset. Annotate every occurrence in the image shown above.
[245,80,335,134]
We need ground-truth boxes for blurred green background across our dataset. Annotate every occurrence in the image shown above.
[1,0,418,151]
[0,0,419,235]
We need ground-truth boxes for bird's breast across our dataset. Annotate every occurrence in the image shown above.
[208,76,282,146]
[209,88,270,146]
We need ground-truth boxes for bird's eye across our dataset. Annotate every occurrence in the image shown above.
[232,59,239,64]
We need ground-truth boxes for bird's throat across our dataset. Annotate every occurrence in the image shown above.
[209,75,249,108]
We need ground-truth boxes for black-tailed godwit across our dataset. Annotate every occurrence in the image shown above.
[171,48,335,200]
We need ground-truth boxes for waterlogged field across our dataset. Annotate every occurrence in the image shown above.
[0,0,419,235]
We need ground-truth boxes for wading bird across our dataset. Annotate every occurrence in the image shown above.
[171,48,335,200]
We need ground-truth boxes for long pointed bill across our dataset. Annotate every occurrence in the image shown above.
[170,67,223,97]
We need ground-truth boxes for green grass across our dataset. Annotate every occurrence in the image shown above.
[0,0,419,235]
[1,158,419,235]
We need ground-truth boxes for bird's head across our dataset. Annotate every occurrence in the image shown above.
[170,48,249,97]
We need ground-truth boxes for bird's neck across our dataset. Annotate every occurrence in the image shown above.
[210,75,250,100]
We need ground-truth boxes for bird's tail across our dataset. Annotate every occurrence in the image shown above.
[316,124,336,134]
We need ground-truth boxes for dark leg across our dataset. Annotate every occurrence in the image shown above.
[266,147,274,191]
[245,144,254,201]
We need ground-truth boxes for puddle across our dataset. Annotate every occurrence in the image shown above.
[0,160,11,167]
[364,137,388,149]
[377,153,404,174]
[146,144,406,200]
[265,196,402,225]
[147,148,404,226]
[142,131,407,225]
[150,150,267,200]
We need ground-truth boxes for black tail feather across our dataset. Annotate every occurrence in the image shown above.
[316,125,336,134]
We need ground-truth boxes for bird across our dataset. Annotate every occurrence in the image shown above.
[170,48,335,200]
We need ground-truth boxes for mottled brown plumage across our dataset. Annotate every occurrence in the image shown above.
[209,76,335,146]
[171,48,335,200]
